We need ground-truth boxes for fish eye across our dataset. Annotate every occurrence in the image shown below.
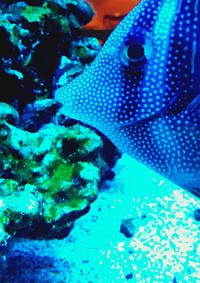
[127,43,145,62]
[120,30,153,70]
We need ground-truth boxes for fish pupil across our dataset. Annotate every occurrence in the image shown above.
[127,43,145,62]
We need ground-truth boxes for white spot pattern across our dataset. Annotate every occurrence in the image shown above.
[55,0,200,191]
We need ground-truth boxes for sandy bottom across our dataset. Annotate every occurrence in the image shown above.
[1,155,200,283]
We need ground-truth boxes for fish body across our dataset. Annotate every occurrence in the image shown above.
[55,0,200,192]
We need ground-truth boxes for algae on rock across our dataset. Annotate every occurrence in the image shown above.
[0,118,103,244]
[0,0,117,247]
[0,0,97,106]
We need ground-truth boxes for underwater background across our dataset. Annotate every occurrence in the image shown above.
[0,0,200,282]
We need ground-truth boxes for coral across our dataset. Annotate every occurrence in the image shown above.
[0,0,119,247]
[20,98,61,131]
[0,0,97,109]
[0,102,19,125]
[0,108,104,244]
[55,37,101,88]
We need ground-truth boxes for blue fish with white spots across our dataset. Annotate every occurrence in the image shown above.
[55,0,200,193]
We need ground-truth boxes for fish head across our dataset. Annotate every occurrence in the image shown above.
[55,0,200,191]
[54,1,163,129]
[55,0,199,133]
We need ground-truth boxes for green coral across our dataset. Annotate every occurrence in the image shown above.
[0,0,96,103]
[0,118,103,244]
[21,4,51,23]
[0,179,42,243]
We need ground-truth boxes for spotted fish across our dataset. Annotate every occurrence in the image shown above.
[55,0,200,192]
